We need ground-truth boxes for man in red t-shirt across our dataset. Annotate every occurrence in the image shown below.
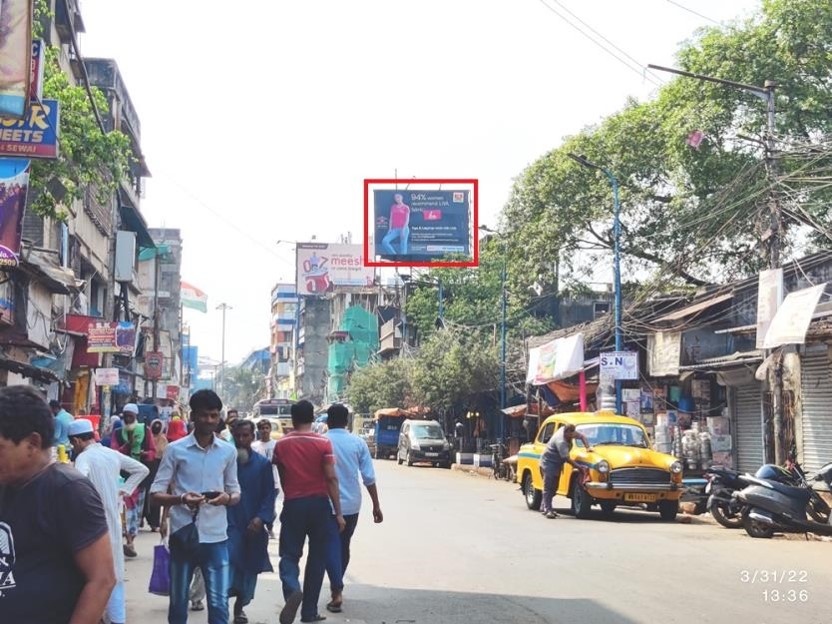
[273,400,345,624]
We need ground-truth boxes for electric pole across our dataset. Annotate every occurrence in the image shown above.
[217,303,231,399]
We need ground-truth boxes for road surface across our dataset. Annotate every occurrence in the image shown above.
[125,460,832,623]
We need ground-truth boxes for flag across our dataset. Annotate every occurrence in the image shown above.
[181,281,208,313]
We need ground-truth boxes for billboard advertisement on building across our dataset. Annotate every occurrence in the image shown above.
[87,322,137,355]
[0,158,29,268]
[296,243,374,296]
[373,189,469,260]
[0,0,33,119]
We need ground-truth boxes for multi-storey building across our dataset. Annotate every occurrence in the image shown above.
[269,283,298,399]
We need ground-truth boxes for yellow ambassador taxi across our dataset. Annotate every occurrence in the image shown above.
[517,411,684,520]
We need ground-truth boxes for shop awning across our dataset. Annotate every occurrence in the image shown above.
[19,249,83,294]
[0,355,58,383]
[678,350,764,372]
[655,292,732,323]
[119,202,155,249]
[501,404,527,418]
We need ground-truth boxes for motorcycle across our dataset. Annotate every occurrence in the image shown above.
[736,461,832,539]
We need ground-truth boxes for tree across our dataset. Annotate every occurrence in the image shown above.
[346,358,414,415]
[223,366,266,412]
[504,0,832,289]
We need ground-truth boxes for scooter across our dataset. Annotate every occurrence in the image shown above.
[736,461,832,539]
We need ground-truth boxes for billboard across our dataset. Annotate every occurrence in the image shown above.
[373,189,469,259]
[87,322,137,355]
[296,243,374,296]
[0,99,59,158]
[0,158,29,268]
[0,0,33,119]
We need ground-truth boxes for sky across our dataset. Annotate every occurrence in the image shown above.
[77,0,761,365]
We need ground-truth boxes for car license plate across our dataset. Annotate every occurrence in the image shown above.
[425,452,439,457]
[625,493,657,503]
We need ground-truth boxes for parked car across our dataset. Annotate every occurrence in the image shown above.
[516,412,684,520]
[359,421,376,456]
[397,419,452,468]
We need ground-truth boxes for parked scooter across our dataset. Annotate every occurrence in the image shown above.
[736,461,832,539]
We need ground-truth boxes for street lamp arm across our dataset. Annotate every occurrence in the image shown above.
[646,64,769,100]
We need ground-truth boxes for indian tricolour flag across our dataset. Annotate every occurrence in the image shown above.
[181,281,208,313]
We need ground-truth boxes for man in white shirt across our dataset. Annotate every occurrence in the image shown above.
[69,419,149,624]
[252,419,279,538]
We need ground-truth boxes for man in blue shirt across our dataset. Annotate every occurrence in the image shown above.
[49,400,74,449]
[324,403,383,614]
[150,390,241,624]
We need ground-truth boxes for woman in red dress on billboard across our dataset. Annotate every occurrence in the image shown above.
[381,193,410,255]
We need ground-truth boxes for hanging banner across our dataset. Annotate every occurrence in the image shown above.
[600,351,640,381]
[30,39,44,100]
[755,268,784,349]
[296,243,374,295]
[0,99,60,158]
[533,333,584,385]
[647,331,682,377]
[763,284,827,349]
[145,352,164,381]
[87,322,137,355]
[94,368,120,386]
[0,0,33,119]
[0,158,29,268]
[526,346,541,384]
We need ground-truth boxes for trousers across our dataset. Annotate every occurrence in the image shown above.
[168,541,229,624]
[541,462,564,513]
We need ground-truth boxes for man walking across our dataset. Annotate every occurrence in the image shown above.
[49,399,74,454]
[112,403,156,557]
[273,400,345,624]
[252,419,279,539]
[324,403,383,613]
[228,420,276,624]
[69,419,149,624]
[540,424,593,519]
[151,389,241,624]
[0,386,116,623]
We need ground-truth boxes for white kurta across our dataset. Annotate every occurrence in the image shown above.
[74,443,149,581]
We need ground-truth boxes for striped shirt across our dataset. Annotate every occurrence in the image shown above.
[273,431,335,501]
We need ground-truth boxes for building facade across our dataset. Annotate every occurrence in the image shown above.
[269,283,298,399]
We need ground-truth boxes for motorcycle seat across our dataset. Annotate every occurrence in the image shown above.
[765,480,812,500]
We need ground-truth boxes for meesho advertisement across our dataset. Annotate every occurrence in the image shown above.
[374,190,469,259]
[296,243,374,295]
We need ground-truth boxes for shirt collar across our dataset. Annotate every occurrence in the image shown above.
[185,432,221,450]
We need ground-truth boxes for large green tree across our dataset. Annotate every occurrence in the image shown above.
[345,357,414,415]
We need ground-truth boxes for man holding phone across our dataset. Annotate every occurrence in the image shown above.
[151,390,241,624]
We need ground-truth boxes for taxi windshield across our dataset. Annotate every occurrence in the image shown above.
[575,424,649,448]
[412,424,444,440]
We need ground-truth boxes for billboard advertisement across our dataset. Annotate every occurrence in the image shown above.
[0,0,33,119]
[0,158,29,268]
[296,243,374,295]
[0,99,59,158]
[373,189,469,259]
[87,322,137,355]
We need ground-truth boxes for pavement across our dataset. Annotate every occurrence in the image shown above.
[125,460,832,624]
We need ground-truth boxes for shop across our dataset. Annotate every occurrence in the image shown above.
[799,344,832,475]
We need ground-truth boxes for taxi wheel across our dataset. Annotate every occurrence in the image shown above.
[523,472,542,510]
[659,500,679,521]
[599,501,617,517]
[570,478,593,519]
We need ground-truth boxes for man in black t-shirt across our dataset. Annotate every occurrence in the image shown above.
[0,386,116,624]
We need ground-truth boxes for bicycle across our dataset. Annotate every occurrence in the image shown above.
[489,442,510,481]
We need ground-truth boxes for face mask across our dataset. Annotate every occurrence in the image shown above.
[237,448,250,464]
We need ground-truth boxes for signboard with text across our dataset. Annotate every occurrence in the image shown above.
[296,243,374,295]
[94,368,120,386]
[0,99,60,159]
[145,352,164,381]
[600,351,640,381]
[87,322,137,355]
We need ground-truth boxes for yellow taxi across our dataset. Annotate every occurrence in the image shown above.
[517,411,683,520]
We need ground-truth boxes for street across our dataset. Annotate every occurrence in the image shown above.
[125,460,832,624]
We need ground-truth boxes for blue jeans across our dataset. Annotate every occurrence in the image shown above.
[382,226,409,255]
[279,497,340,620]
[168,541,230,624]
[327,513,359,592]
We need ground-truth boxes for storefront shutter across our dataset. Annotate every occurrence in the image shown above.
[800,348,832,476]
[734,382,764,474]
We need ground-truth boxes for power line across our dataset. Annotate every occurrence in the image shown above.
[665,0,721,26]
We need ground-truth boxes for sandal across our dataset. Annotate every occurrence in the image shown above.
[326,600,342,613]
[233,612,248,624]
[301,616,327,623]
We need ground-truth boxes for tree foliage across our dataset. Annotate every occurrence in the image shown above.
[222,365,266,412]
[345,357,414,415]
[29,0,132,220]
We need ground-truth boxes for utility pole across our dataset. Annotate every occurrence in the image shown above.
[480,225,508,439]
[648,64,784,463]
[216,303,231,399]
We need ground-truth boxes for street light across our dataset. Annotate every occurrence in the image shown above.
[567,153,623,414]
[216,303,232,399]
[479,225,507,438]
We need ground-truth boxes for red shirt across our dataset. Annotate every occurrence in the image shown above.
[272,431,335,500]
[390,204,409,229]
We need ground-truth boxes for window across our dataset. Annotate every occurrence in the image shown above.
[538,422,555,444]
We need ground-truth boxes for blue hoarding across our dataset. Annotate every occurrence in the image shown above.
[374,189,469,259]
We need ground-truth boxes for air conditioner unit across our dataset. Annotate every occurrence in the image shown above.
[115,231,137,283]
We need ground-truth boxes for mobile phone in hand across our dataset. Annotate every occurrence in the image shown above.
[202,491,221,500]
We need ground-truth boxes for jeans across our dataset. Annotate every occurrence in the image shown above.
[327,513,358,591]
[279,496,340,620]
[541,463,564,513]
[169,541,230,624]
[382,226,409,255]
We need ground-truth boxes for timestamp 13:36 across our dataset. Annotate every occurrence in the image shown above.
[762,589,810,603]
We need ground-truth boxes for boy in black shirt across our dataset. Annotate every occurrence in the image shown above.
[0,385,115,624]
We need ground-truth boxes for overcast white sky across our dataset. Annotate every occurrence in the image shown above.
[78,0,759,365]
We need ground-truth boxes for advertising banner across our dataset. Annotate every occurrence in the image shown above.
[373,190,469,259]
[87,322,137,355]
[296,243,374,295]
[0,0,33,119]
[600,351,640,381]
[30,40,44,100]
[94,368,120,386]
[0,99,60,158]
[755,268,784,349]
[763,283,827,348]
[0,158,29,268]
[145,352,164,381]
[532,333,584,385]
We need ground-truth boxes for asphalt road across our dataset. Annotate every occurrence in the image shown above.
[125,460,832,624]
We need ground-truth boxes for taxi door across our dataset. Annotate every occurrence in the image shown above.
[533,420,556,491]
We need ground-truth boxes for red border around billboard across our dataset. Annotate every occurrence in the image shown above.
[363,178,478,268]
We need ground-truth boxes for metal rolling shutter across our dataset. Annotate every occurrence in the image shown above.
[734,383,764,474]
[800,349,832,476]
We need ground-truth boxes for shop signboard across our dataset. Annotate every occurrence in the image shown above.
[0,158,30,268]
[763,283,827,349]
[0,0,33,119]
[647,331,681,377]
[94,368,120,387]
[166,385,179,401]
[373,189,469,259]
[145,352,164,381]
[296,243,374,295]
[87,321,137,355]
[0,99,60,159]
[600,351,639,381]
